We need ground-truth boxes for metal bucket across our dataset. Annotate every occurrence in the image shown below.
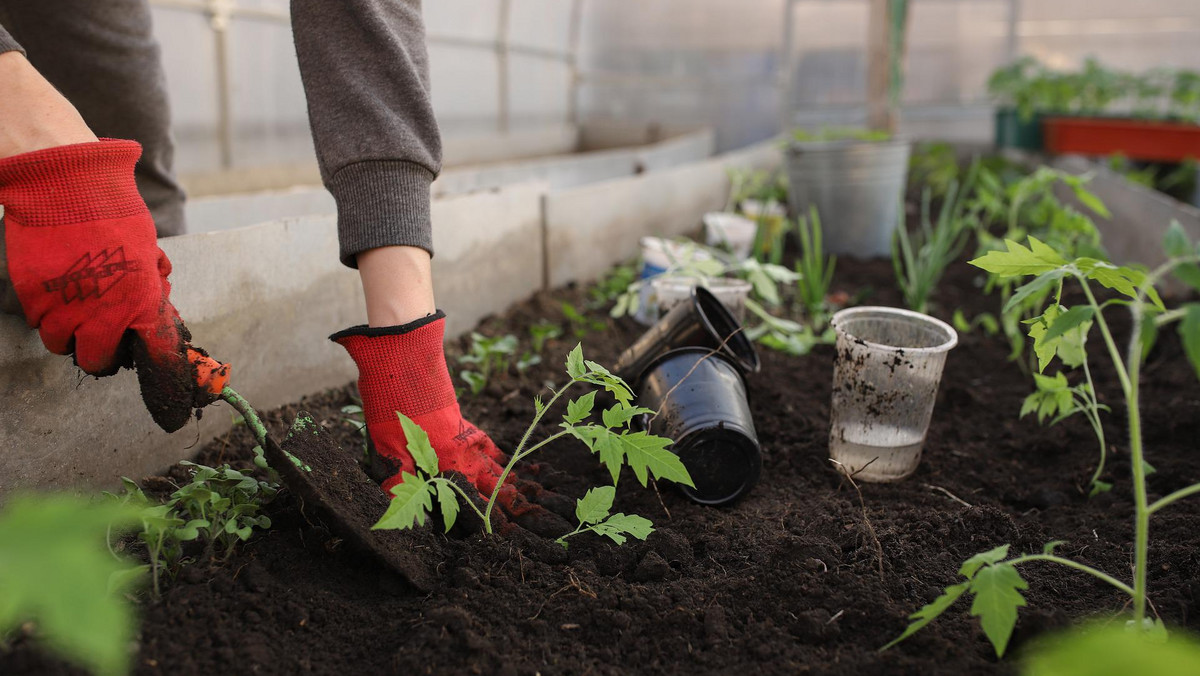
[784,138,912,258]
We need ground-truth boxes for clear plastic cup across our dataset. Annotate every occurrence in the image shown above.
[828,307,958,482]
[652,276,752,323]
[635,238,715,325]
[703,212,757,261]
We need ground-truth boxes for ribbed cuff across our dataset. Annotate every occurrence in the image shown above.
[0,139,147,227]
[0,25,25,56]
[327,159,435,268]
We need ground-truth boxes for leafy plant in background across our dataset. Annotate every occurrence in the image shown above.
[885,226,1200,656]
[457,332,518,395]
[529,321,563,354]
[0,495,144,676]
[968,164,1110,370]
[588,262,638,309]
[726,168,788,212]
[373,344,693,538]
[561,301,606,339]
[340,400,370,462]
[893,172,977,314]
[908,141,960,198]
[794,206,837,328]
[1106,154,1198,202]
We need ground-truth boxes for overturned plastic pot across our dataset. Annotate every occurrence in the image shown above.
[614,286,760,387]
[635,348,761,506]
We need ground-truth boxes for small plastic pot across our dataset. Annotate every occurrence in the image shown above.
[651,275,752,323]
[635,348,761,506]
[703,212,757,260]
[828,306,957,482]
[635,237,715,325]
[614,286,760,387]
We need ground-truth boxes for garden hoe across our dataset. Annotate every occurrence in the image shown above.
[187,351,438,592]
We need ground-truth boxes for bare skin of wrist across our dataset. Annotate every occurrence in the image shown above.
[0,51,97,159]
[357,245,437,327]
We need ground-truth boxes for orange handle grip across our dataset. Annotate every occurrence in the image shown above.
[188,347,231,396]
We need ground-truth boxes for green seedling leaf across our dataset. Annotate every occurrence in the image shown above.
[1089,480,1114,497]
[563,391,597,425]
[566,343,586,380]
[1164,220,1191,258]
[881,582,971,651]
[434,480,460,533]
[618,432,693,488]
[591,513,654,545]
[0,495,145,676]
[1179,304,1200,381]
[1042,540,1066,555]
[575,485,616,525]
[373,473,434,530]
[1072,185,1111,219]
[396,412,439,476]
[970,562,1029,657]
[970,237,1066,278]
[1081,261,1166,311]
[601,404,651,430]
[960,544,1011,579]
[1042,306,1095,344]
[1006,269,1065,314]
[1023,622,1200,676]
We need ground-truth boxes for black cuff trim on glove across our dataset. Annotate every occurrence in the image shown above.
[329,310,445,342]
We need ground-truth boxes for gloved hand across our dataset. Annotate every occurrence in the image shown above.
[332,312,571,538]
[0,139,221,431]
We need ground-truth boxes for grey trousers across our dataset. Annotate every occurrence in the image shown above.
[0,0,442,265]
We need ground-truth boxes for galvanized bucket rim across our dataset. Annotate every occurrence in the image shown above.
[785,135,911,154]
[830,305,958,355]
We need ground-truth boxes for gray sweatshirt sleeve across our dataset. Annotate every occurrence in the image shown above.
[0,21,24,54]
[290,0,443,268]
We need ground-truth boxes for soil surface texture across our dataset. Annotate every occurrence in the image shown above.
[6,254,1200,676]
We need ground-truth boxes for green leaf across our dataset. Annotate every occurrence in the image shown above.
[1024,622,1200,676]
[1164,220,1191,258]
[881,582,971,651]
[969,563,1028,657]
[1174,263,1200,294]
[601,404,651,430]
[563,391,597,425]
[591,513,655,545]
[1072,185,1111,219]
[618,432,694,488]
[566,343,586,380]
[1179,304,1200,382]
[959,544,1011,579]
[0,495,144,676]
[1042,540,1066,555]
[396,413,439,477]
[1089,480,1114,497]
[433,480,460,533]
[372,474,434,530]
[575,485,616,525]
[1043,306,1095,344]
[970,237,1067,278]
[1005,269,1065,314]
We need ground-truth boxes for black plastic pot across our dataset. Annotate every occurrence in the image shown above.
[635,348,761,506]
[614,286,760,388]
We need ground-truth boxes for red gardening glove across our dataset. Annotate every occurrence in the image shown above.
[0,139,221,432]
[332,313,570,537]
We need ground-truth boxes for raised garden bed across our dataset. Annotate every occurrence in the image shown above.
[5,246,1199,675]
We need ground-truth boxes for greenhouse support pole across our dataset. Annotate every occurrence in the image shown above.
[866,0,908,133]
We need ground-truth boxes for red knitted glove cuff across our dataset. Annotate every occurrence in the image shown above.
[0,139,148,227]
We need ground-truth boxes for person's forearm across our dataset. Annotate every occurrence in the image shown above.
[0,51,96,159]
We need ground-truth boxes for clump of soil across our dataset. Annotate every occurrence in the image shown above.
[5,255,1199,676]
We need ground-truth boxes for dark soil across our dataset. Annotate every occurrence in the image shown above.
[7,254,1200,676]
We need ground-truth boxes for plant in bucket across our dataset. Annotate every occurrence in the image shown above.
[828,306,958,482]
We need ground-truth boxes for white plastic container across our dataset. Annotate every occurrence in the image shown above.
[635,238,715,325]
[703,212,757,261]
[828,307,958,482]
[651,276,752,323]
